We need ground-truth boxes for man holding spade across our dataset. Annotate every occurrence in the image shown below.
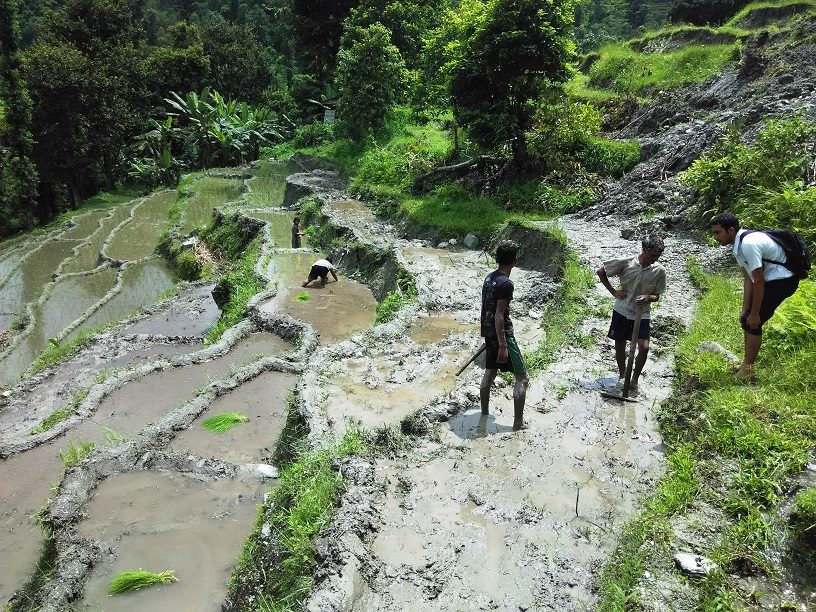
[596,234,666,396]
[479,240,529,430]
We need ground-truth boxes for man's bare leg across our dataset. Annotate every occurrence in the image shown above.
[615,339,627,379]
[744,331,762,365]
[512,374,529,429]
[480,368,498,415]
[631,339,650,385]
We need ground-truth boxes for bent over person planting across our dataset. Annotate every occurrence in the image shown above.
[480,241,528,430]
[596,234,666,396]
[710,212,801,381]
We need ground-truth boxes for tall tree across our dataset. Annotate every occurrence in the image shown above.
[292,0,358,82]
[344,0,444,68]
[451,0,576,166]
[0,0,39,232]
[25,0,147,208]
[336,23,406,139]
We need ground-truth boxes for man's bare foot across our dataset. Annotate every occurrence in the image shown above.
[512,420,529,431]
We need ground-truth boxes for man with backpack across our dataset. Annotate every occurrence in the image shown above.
[710,212,809,380]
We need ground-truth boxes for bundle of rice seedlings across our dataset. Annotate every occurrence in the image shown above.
[202,411,250,433]
[108,569,177,594]
[293,291,310,302]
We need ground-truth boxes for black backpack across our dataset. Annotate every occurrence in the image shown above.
[738,229,812,279]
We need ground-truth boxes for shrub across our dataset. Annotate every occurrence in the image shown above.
[791,487,816,538]
[682,115,816,243]
[175,250,202,280]
[292,121,335,148]
[579,138,640,176]
[764,280,816,351]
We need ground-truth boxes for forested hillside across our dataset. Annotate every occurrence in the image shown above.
[0,0,768,239]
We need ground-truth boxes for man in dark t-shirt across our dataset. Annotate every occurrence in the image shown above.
[480,240,528,430]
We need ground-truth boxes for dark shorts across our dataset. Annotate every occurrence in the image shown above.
[292,235,302,248]
[308,264,329,280]
[740,276,799,336]
[608,310,650,341]
[485,334,527,376]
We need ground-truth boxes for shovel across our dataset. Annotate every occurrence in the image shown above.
[600,305,643,403]
[456,344,486,376]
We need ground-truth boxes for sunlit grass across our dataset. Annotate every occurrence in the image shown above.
[59,441,95,468]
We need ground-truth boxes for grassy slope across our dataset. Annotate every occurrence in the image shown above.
[594,4,816,609]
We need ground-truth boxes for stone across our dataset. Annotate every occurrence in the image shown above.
[673,552,717,578]
[463,233,479,249]
[242,463,280,478]
[448,238,457,246]
[696,341,740,364]
[436,242,448,249]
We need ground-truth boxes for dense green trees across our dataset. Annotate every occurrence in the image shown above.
[451,0,576,165]
[668,0,748,25]
[0,0,38,233]
[336,24,407,139]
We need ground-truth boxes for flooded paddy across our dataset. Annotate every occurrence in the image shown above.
[78,471,266,612]
[62,206,135,274]
[182,177,243,235]
[245,160,300,207]
[171,369,297,465]
[105,191,175,261]
[246,210,295,248]
[69,259,175,340]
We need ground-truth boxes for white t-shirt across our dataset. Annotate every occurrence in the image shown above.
[733,230,793,282]
[603,256,666,320]
[313,259,335,270]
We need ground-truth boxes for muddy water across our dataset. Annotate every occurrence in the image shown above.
[327,347,462,431]
[77,333,290,442]
[0,442,66,601]
[182,178,243,234]
[408,313,473,344]
[0,266,120,386]
[68,259,175,340]
[0,333,288,601]
[77,471,265,612]
[123,284,219,338]
[247,210,295,248]
[62,206,134,274]
[0,239,80,328]
[39,268,119,339]
[106,191,175,261]
[61,210,109,240]
[171,370,297,464]
[261,251,377,343]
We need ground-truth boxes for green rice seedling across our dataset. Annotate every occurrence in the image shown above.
[293,291,310,302]
[108,570,177,594]
[104,428,126,444]
[202,412,250,434]
[59,442,95,468]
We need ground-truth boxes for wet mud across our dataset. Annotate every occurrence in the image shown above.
[77,471,265,612]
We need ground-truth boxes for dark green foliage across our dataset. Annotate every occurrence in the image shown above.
[344,0,445,68]
[144,22,210,101]
[0,0,38,236]
[25,0,148,215]
[292,0,358,81]
[198,15,273,104]
[682,116,816,243]
[336,23,407,140]
[669,0,749,25]
[375,289,412,324]
[292,121,335,148]
[451,0,576,163]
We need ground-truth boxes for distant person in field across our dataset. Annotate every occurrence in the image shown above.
[710,212,800,381]
[596,234,666,395]
[302,257,338,287]
[480,240,529,431]
[291,216,304,248]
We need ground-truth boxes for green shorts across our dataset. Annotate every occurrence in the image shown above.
[485,334,527,376]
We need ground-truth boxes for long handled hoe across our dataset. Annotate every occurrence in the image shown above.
[600,306,643,403]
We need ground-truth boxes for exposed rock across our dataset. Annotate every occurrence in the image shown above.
[463,233,479,249]
[673,553,717,578]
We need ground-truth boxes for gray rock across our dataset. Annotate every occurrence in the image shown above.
[673,552,717,578]
[696,341,740,364]
[436,242,448,249]
[464,233,479,249]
